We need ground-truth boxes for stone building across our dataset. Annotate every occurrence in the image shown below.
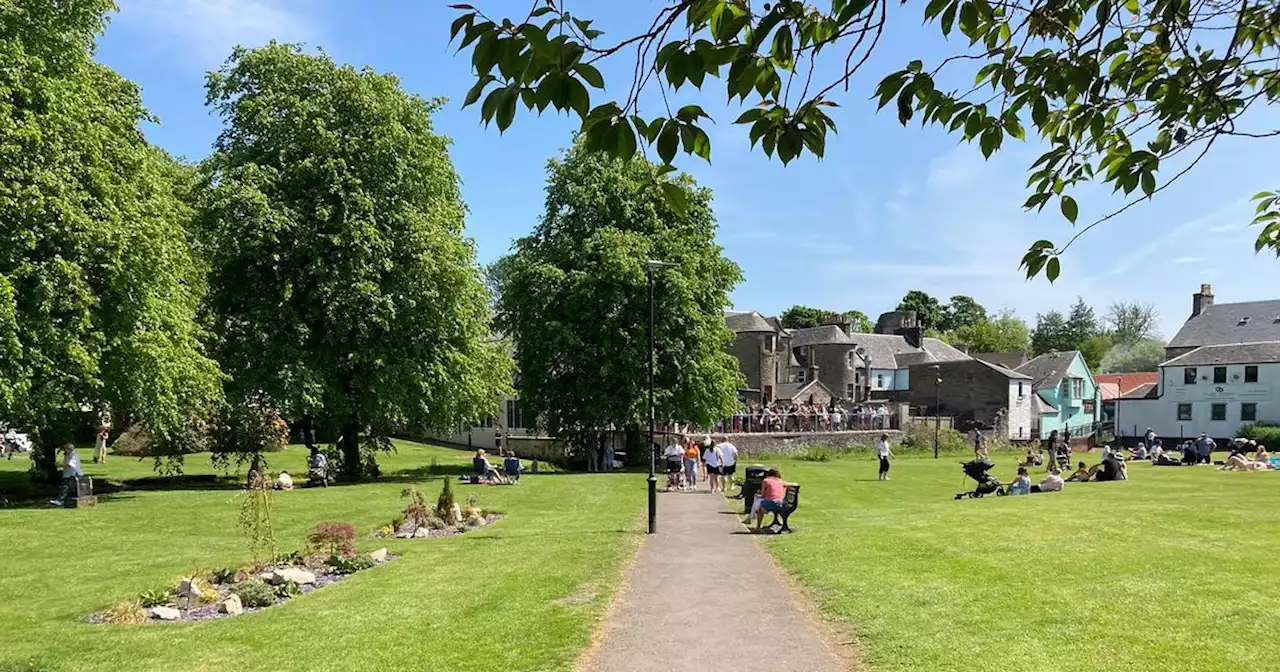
[790,323,862,400]
[908,358,1034,439]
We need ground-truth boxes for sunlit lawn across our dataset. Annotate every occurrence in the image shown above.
[0,441,641,672]
[757,450,1280,672]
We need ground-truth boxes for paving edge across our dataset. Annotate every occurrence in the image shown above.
[571,508,648,672]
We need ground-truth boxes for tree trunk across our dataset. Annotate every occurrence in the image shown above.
[340,420,361,481]
[32,421,74,485]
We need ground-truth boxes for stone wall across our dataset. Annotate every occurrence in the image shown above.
[720,430,904,458]
[810,343,858,400]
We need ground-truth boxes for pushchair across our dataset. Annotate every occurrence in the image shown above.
[1054,445,1071,472]
[665,455,684,490]
[955,458,1006,499]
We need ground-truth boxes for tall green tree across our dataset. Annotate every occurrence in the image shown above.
[1031,311,1073,355]
[1,0,222,481]
[941,295,988,332]
[1100,338,1168,373]
[1065,297,1101,348]
[1079,333,1114,371]
[897,290,944,331]
[841,310,874,334]
[951,309,1030,353]
[497,141,743,451]
[197,43,511,479]
[450,2,1280,271]
[780,305,832,330]
[1106,301,1161,345]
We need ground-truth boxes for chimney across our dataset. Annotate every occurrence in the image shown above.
[808,364,820,384]
[823,315,853,337]
[1192,283,1214,317]
[897,325,924,349]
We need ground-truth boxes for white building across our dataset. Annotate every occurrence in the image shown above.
[1116,284,1280,441]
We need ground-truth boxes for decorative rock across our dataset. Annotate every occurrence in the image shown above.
[413,528,430,538]
[449,503,463,525]
[267,568,316,586]
[149,606,180,621]
[370,548,388,563]
[219,595,243,615]
[177,577,203,599]
[394,532,412,539]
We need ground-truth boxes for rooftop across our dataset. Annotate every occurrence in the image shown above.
[1161,341,1280,367]
[724,311,777,334]
[1168,299,1280,348]
[1015,350,1083,389]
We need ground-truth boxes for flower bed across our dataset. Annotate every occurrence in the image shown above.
[373,484,504,539]
[374,512,503,539]
[90,548,395,624]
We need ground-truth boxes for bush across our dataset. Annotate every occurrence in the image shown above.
[1240,423,1280,447]
[436,478,458,525]
[900,422,970,453]
[274,581,301,599]
[102,600,148,625]
[231,579,276,608]
[307,522,357,557]
[328,553,374,574]
[401,488,431,527]
[799,446,831,462]
[110,424,154,456]
[138,589,171,608]
[211,567,238,585]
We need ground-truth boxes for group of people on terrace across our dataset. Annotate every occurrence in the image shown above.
[718,401,892,434]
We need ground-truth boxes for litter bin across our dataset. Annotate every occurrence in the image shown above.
[741,465,768,513]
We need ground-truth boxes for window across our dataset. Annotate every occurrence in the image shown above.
[1237,316,1251,326]
[847,383,856,398]
[1213,366,1227,384]
[506,400,525,429]
[763,385,773,402]
[796,369,806,383]
[1242,403,1258,422]
[1245,365,1259,383]
[1184,367,1198,384]
[1072,378,1085,398]
[1060,380,1071,399]
[846,351,857,370]
[1211,403,1227,422]
[1017,381,1025,397]
[479,415,497,429]
[1177,404,1192,421]
[876,374,886,388]
[764,336,775,353]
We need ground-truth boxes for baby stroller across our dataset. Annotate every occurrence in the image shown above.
[665,454,684,490]
[1054,445,1071,472]
[955,458,1006,499]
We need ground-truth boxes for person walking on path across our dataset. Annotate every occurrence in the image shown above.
[1195,433,1216,465]
[704,441,724,493]
[682,440,701,490]
[877,433,894,481]
[716,437,739,494]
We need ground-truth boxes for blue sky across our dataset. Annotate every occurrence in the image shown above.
[98,0,1280,339]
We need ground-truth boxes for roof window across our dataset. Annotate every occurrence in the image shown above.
[1237,317,1251,326]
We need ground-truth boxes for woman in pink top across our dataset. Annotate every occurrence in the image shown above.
[749,468,795,532]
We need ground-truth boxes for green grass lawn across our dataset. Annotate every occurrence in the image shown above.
[0,441,641,672]
[756,451,1280,672]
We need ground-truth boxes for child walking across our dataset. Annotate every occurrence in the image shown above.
[877,433,894,481]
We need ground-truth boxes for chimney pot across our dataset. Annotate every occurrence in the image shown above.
[1192,283,1215,318]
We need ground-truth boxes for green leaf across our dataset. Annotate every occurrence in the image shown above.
[734,108,766,124]
[576,63,605,89]
[480,87,503,124]
[771,25,794,64]
[1046,256,1061,282]
[1060,195,1078,223]
[496,87,518,132]
[677,105,709,123]
[1140,171,1156,197]
[657,123,679,165]
[1031,96,1048,127]
[940,2,958,35]
[462,77,490,108]
[615,118,637,159]
[565,76,590,119]
[689,125,712,162]
[659,181,689,215]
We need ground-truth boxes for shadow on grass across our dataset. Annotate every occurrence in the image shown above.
[455,528,636,542]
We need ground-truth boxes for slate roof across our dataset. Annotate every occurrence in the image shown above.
[790,325,855,347]
[1015,350,1083,390]
[1119,382,1159,400]
[972,358,1033,379]
[1168,299,1280,348]
[774,380,834,402]
[1161,341,1280,367]
[844,333,970,370]
[725,311,777,334]
[1032,393,1059,414]
[973,352,1029,370]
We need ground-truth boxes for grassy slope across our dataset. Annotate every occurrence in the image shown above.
[0,442,640,672]
[759,452,1280,672]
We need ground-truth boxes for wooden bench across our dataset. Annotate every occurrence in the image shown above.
[765,484,800,533]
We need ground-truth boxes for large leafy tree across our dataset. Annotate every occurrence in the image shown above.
[449,1,1280,273]
[496,141,743,450]
[951,309,1030,353]
[1065,297,1101,346]
[1,0,222,481]
[197,43,511,479]
[1105,300,1161,345]
[940,295,988,332]
[1100,338,1167,372]
[1031,310,1073,355]
[842,309,874,333]
[780,305,832,329]
[897,290,944,331]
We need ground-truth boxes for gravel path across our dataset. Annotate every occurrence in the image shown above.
[578,487,848,672]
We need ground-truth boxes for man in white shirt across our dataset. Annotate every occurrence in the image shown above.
[50,443,84,506]
[716,438,739,494]
[663,443,683,490]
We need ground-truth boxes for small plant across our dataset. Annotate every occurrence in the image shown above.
[800,446,832,462]
[328,553,374,574]
[231,578,276,608]
[377,524,395,537]
[436,478,458,525]
[138,589,171,608]
[237,473,276,564]
[426,514,446,530]
[400,487,431,528]
[427,457,442,475]
[274,581,301,599]
[273,550,302,567]
[102,600,148,625]
[197,586,221,604]
[307,522,357,557]
[211,567,238,585]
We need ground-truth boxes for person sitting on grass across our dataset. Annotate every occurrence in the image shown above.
[1007,467,1033,495]
[1019,450,1042,468]
[1255,444,1273,469]
[747,468,795,532]
[1128,442,1149,460]
[1066,461,1091,482]
[1037,468,1065,493]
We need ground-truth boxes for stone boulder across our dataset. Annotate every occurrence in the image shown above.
[219,595,243,615]
[177,577,203,599]
[370,548,388,563]
[149,606,181,621]
[413,528,430,538]
[267,567,316,586]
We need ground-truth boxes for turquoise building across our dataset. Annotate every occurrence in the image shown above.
[1015,350,1102,440]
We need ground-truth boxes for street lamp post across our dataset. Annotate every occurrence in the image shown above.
[933,364,942,459]
[646,260,675,535]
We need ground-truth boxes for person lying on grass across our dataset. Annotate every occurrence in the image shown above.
[747,468,795,532]
[1220,443,1273,471]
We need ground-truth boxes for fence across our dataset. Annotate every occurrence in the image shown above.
[710,410,898,434]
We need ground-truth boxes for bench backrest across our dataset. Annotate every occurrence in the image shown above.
[473,457,487,475]
[783,484,800,508]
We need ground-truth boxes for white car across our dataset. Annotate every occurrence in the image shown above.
[3,429,32,453]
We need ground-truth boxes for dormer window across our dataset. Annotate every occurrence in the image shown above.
[1237,317,1251,326]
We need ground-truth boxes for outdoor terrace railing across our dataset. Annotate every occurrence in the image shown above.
[707,411,898,434]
